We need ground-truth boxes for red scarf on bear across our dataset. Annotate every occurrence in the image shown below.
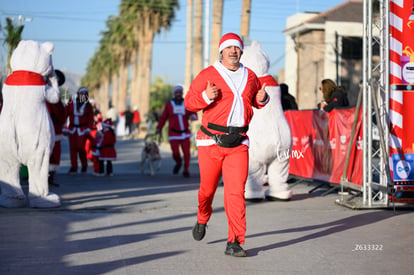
[5,70,46,86]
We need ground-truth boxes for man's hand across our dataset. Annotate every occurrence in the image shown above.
[205,81,218,100]
[256,83,267,102]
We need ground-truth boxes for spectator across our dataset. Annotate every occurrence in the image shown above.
[123,106,134,139]
[318,79,349,112]
[280,83,298,111]
[46,98,66,186]
[132,106,141,138]
[106,103,119,130]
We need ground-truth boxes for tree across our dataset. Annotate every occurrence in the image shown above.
[240,0,251,39]
[120,0,179,121]
[184,0,193,90]
[82,0,179,122]
[150,76,173,111]
[3,17,24,75]
[193,0,203,76]
[209,0,223,64]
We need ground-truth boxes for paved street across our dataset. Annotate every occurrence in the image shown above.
[0,137,413,275]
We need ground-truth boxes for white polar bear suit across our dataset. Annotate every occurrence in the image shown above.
[240,41,293,200]
[0,40,61,208]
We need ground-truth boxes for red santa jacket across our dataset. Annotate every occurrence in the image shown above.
[63,99,94,136]
[86,121,102,160]
[184,61,268,146]
[92,127,117,161]
[157,99,197,140]
[47,99,66,139]
[132,110,141,124]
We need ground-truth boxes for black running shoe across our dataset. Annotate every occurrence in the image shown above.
[224,240,247,257]
[68,167,77,175]
[173,164,182,174]
[192,222,206,241]
[81,166,88,173]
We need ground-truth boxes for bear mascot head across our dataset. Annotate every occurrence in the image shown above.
[0,40,61,208]
[240,40,293,201]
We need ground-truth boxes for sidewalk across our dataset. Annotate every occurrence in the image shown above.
[0,137,413,275]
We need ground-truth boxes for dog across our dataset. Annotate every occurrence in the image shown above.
[140,135,162,176]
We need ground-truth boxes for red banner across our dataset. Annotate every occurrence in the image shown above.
[390,0,414,192]
[286,108,362,186]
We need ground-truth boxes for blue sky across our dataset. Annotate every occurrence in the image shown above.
[0,0,345,85]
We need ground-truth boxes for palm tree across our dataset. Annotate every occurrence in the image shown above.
[120,0,179,121]
[3,17,24,75]
[240,0,251,39]
[209,0,223,64]
[106,15,134,113]
[193,0,203,76]
[184,0,193,90]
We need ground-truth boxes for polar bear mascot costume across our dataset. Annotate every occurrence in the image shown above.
[0,40,61,208]
[240,40,293,201]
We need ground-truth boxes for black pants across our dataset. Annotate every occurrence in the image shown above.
[99,160,113,174]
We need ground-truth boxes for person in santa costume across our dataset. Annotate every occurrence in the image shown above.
[240,40,293,202]
[91,118,117,176]
[156,85,198,177]
[63,87,94,174]
[184,33,269,257]
[86,112,103,174]
[47,98,66,187]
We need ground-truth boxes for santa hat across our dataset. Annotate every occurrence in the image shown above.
[172,85,184,94]
[101,118,113,128]
[219,33,244,53]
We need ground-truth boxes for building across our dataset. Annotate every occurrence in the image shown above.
[282,0,372,110]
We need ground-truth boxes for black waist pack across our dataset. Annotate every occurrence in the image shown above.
[200,124,247,148]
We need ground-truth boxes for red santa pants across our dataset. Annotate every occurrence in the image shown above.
[170,138,191,173]
[69,133,88,169]
[49,140,61,171]
[92,156,100,173]
[197,144,248,244]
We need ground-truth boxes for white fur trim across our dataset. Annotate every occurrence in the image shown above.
[202,91,213,104]
[219,39,243,52]
[54,134,64,142]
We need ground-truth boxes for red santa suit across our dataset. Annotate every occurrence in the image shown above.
[91,119,117,175]
[87,120,102,173]
[47,99,66,173]
[157,86,197,176]
[184,60,268,245]
[86,114,103,161]
[63,87,94,173]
